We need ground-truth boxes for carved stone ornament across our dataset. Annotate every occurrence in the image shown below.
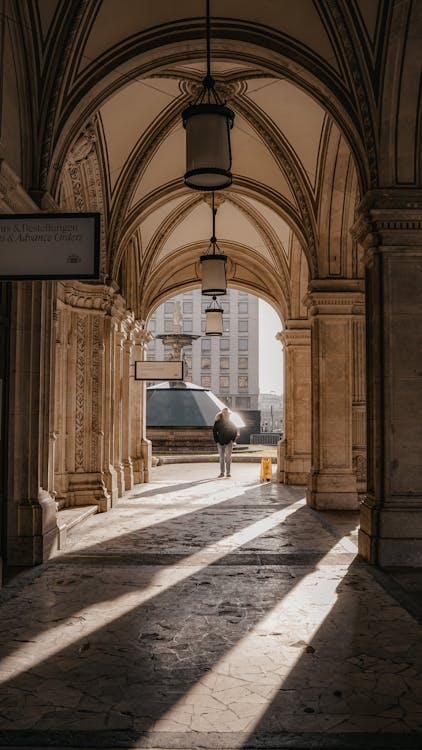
[67,123,97,165]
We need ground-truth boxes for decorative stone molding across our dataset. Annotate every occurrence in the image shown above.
[304,287,365,317]
[351,189,422,257]
[58,281,123,315]
[0,159,38,212]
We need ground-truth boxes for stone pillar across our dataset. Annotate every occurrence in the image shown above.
[131,323,154,484]
[305,281,364,510]
[276,322,311,485]
[113,329,125,496]
[55,282,116,513]
[352,314,367,499]
[7,282,59,565]
[102,316,119,503]
[352,189,422,565]
[121,329,135,491]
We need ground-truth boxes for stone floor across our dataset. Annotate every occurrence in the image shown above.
[0,463,422,749]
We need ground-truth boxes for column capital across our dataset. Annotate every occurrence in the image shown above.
[277,328,311,349]
[133,320,155,352]
[304,282,365,316]
[351,188,422,258]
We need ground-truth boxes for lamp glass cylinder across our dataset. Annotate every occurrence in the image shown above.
[205,306,223,336]
[183,103,234,190]
[200,254,227,296]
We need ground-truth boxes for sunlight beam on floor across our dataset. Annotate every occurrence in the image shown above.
[0,499,305,684]
[148,550,347,738]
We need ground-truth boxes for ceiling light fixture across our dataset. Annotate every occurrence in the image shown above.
[200,192,227,296]
[205,296,224,336]
[182,0,234,191]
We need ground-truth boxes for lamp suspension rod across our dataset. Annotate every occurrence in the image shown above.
[206,0,211,81]
[211,191,217,250]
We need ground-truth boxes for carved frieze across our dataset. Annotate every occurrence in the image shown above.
[75,317,86,471]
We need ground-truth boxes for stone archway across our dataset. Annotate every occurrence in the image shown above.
[2,2,421,568]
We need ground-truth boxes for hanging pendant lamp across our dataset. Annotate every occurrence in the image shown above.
[205,296,224,335]
[182,0,234,191]
[200,192,227,296]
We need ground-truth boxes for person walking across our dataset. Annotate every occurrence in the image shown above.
[213,407,238,478]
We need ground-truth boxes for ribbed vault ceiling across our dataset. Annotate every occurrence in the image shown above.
[15,0,391,318]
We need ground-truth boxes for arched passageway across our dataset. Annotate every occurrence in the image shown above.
[1,1,422,576]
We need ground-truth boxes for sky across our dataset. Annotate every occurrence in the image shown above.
[258,300,283,395]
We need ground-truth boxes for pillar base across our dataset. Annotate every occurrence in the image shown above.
[359,497,422,565]
[141,438,152,483]
[8,491,59,566]
[307,472,359,509]
[132,456,144,484]
[103,466,119,504]
[123,459,134,491]
[277,440,310,486]
[67,473,111,512]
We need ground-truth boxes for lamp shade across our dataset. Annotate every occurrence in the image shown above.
[183,103,234,190]
[205,304,224,336]
[200,253,227,296]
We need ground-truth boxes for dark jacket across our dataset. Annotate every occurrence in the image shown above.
[213,411,238,445]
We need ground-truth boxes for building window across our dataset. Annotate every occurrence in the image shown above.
[164,319,173,332]
[239,375,248,390]
[165,301,174,314]
[238,319,248,332]
[201,319,206,332]
[238,302,248,313]
[201,375,211,388]
[183,301,193,313]
[238,338,248,351]
[201,356,211,370]
[236,396,251,408]
[148,318,156,332]
[238,356,248,369]
[223,318,230,332]
[220,356,230,370]
[220,338,230,351]
[220,375,230,390]
[201,338,211,352]
[183,319,192,332]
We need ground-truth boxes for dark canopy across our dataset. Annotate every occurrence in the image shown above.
[146,381,244,428]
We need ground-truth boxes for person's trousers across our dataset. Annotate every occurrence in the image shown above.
[218,442,233,475]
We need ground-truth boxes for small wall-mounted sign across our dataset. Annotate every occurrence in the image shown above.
[135,360,185,381]
[0,212,100,279]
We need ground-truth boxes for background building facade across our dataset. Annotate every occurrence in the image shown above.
[148,289,260,411]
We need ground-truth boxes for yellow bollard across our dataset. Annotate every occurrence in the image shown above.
[260,456,273,482]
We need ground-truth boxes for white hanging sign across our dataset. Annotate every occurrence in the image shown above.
[0,213,100,279]
[134,360,185,381]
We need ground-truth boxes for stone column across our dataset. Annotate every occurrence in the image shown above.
[102,316,119,503]
[7,282,59,565]
[121,324,135,491]
[55,282,115,512]
[276,322,311,485]
[113,328,125,496]
[305,281,364,510]
[352,189,422,565]
[352,314,367,499]
[131,323,154,484]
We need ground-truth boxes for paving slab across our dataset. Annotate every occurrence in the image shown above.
[0,463,421,749]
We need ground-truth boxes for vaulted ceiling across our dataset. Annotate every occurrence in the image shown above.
[2,1,418,321]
